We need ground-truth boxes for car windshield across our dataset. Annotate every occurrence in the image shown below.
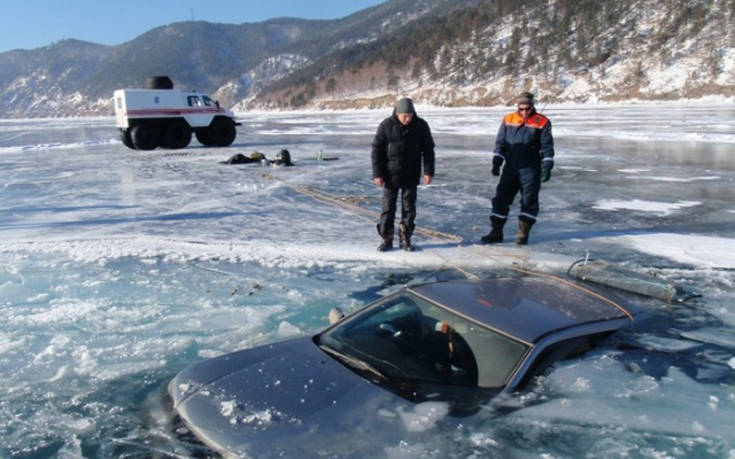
[318,292,529,388]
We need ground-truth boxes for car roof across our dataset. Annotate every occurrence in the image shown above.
[408,276,634,344]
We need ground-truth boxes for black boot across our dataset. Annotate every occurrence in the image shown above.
[377,223,393,252]
[516,219,534,245]
[481,216,505,244]
[377,238,393,252]
[399,223,416,251]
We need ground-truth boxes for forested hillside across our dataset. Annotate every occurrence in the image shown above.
[253,0,735,108]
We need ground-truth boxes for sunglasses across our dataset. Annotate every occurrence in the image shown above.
[517,106,532,112]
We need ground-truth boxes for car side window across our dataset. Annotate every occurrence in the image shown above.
[187,96,202,107]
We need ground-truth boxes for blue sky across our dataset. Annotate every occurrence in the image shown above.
[0,0,386,53]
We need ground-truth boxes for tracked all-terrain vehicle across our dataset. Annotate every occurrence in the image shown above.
[114,76,240,150]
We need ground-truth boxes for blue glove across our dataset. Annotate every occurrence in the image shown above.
[541,167,551,183]
[491,156,504,176]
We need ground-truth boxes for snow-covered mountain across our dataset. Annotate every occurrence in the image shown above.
[256,0,735,108]
[0,0,732,117]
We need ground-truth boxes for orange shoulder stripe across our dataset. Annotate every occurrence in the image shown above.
[504,112,549,129]
[504,112,524,126]
[526,114,549,129]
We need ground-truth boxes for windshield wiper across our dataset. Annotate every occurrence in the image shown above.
[318,344,388,383]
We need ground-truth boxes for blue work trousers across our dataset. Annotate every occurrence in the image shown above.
[491,167,540,223]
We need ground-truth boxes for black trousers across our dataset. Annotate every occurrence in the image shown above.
[378,185,417,239]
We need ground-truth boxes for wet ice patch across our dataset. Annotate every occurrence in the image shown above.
[397,401,449,432]
[177,382,194,397]
[633,334,703,352]
[680,328,735,347]
[517,361,735,439]
[385,440,434,459]
[0,333,24,353]
[611,371,661,399]
[618,234,735,269]
[276,321,301,338]
[593,199,700,215]
[219,399,299,428]
[220,400,237,417]
[469,432,499,447]
[33,334,71,362]
[240,409,276,426]
[377,408,398,418]
[633,175,720,182]
[0,236,532,274]
[708,395,719,411]
[14,299,101,326]
[0,138,118,154]
[570,377,591,392]
[96,359,166,380]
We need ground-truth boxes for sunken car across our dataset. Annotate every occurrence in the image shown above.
[169,276,636,457]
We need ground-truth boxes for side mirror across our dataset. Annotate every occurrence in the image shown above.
[328,308,344,325]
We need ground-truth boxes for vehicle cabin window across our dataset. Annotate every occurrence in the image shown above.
[320,293,529,389]
[187,96,203,107]
[202,96,215,107]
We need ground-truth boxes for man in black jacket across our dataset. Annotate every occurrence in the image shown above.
[372,98,435,251]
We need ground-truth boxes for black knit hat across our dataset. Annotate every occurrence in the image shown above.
[516,92,535,106]
[395,97,415,114]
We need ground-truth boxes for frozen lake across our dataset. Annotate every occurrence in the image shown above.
[1,104,735,457]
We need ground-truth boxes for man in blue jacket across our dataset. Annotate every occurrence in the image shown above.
[482,92,554,245]
[372,98,435,251]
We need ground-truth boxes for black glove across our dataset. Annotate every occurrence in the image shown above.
[541,167,551,183]
[491,156,504,176]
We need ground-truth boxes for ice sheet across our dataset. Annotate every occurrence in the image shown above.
[1,105,734,457]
